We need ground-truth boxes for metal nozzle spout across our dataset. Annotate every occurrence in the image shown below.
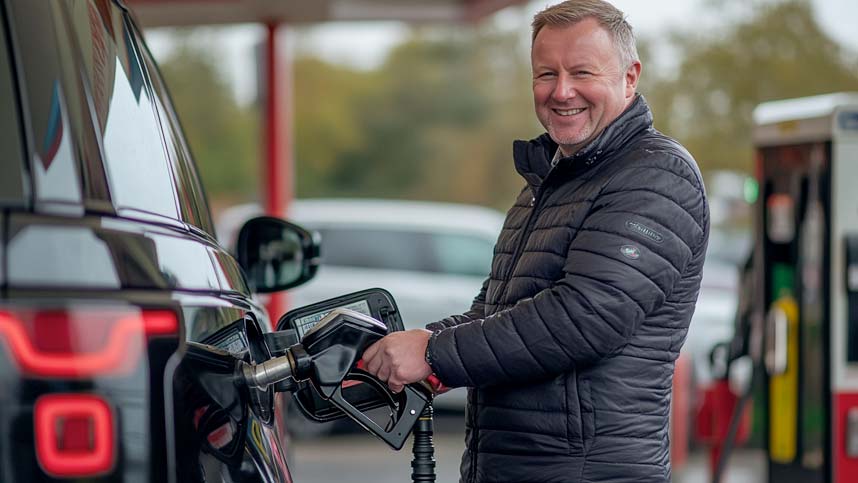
[241,351,296,389]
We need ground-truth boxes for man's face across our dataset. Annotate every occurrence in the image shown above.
[531,18,641,156]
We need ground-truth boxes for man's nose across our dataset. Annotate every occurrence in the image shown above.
[551,74,576,102]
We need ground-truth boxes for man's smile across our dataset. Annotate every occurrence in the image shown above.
[552,107,586,116]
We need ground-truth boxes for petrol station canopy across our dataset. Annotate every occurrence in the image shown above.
[128,0,527,27]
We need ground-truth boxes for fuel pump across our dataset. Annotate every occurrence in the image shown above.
[713,92,858,483]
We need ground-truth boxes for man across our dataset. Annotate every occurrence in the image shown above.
[361,1,709,481]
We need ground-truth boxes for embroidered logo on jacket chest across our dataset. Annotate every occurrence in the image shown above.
[625,220,664,243]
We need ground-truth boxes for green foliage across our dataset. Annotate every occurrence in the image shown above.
[642,0,858,173]
[292,57,377,196]
[293,26,538,209]
[156,0,858,208]
[158,37,259,204]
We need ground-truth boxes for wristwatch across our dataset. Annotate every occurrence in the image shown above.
[424,331,437,371]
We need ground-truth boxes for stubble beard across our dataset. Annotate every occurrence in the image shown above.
[544,115,594,155]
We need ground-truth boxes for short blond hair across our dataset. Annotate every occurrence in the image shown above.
[532,0,639,68]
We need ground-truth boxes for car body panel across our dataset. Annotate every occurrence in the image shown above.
[0,0,291,480]
[0,5,26,209]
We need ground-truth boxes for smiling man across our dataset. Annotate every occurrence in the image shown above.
[361,1,709,482]
[531,15,640,157]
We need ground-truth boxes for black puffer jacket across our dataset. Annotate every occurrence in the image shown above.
[426,95,709,483]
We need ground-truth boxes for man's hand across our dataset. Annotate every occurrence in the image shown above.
[361,329,433,393]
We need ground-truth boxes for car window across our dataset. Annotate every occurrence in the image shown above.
[133,25,216,235]
[0,5,25,206]
[315,228,435,272]
[432,233,494,277]
[314,227,493,277]
[7,0,86,208]
[65,0,180,221]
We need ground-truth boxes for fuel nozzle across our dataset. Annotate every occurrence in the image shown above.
[239,308,431,450]
[240,308,388,390]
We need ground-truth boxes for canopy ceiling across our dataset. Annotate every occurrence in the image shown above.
[127,0,527,27]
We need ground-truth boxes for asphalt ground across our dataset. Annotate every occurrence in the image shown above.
[288,413,766,483]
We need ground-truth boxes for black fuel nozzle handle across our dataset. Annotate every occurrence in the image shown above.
[297,309,433,449]
[323,369,431,450]
[299,309,389,397]
[240,308,385,390]
[240,308,433,451]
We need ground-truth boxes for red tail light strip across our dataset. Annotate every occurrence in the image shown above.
[0,310,177,378]
[34,394,115,477]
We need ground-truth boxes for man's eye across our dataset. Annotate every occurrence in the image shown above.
[574,71,593,77]
[537,72,556,79]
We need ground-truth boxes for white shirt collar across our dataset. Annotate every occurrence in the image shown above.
[551,147,564,167]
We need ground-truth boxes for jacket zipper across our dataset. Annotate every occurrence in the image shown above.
[495,176,549,304]
[506,156,596,287]
[469,392,478,482]
[467,187,543,483]
[469,158,576,481]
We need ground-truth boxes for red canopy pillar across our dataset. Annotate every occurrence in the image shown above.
[263,21,293,324]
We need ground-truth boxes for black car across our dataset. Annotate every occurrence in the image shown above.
[0,1,319,481]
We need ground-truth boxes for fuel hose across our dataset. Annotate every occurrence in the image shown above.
[411,403,436,482]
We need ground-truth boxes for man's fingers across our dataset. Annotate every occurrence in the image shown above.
[356,331,431,392]
[361,341,384,375]
[361,340,381,362]
[377,365,391,383]
[364,355,383,376]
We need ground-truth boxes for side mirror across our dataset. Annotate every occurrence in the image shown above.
[236,216,320,293]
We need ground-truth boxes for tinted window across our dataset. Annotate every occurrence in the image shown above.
[0,5,25,205]
[433,233,494,277]
[134,26,215,235]
[8,1,85,208]
[65,1,179,220]
[316,228,434,272]
[316,227,493,277]
[53,2,115,211]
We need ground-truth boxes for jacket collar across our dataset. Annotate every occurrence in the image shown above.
[513,94,653,188]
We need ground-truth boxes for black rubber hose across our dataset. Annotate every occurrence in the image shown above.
[411,403,436,482]
[712,361,760,483]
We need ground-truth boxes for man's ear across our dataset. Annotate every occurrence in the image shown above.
[625,61,642,98]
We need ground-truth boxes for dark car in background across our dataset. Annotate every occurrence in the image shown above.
[0,1,317,481]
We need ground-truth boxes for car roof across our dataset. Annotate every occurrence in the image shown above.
[216,199,506,247]
[290,199,504,232]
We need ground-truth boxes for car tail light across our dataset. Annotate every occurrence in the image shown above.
[34,394,115,477]
[0,308,178,378]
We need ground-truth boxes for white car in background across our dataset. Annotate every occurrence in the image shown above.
[218,199,506,412]
[219,198,747,447]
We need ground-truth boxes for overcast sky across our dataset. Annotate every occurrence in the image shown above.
[147,0,858,106]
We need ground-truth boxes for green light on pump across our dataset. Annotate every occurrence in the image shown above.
[744,177,759,204]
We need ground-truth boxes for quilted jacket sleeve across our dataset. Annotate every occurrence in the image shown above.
[425,277,489,332]
[427,158,708,388]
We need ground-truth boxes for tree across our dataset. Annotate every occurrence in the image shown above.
[158,37,260,205]
[291,25,538,209]
[157,0,858,211]
[641,0,858,173]
[291,56,378,197]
